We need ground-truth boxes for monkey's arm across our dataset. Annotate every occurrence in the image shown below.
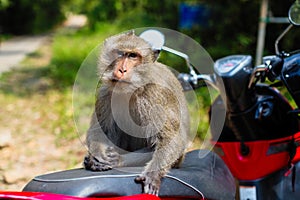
[85,112,153,170]
[134,82,189,195]
[136,128,186,195]
[84,112,120,171]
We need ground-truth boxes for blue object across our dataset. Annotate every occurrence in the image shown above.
[179,3,209,29]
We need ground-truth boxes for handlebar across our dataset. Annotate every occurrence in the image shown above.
[177,73,217,91]
[160,45,218,90]
[263,55,284,82]
[248,55,284,88]
[158,40,289,95]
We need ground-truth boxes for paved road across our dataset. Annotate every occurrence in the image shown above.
[0,14,87,74]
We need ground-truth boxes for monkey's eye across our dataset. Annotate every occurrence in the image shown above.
[128,52,138,59]
[116,50,124,57]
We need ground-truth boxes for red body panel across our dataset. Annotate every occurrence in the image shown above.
[0,192,160,200]
[214,132,300,180]
[0,191,204,200]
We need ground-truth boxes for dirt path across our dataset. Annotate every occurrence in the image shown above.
[0,14,87,74]
[0,35,48,73]
[0,15,87,191]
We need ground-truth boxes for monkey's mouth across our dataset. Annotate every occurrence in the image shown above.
[111,78,131,84]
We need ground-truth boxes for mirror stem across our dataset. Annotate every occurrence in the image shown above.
[275,24,293,55]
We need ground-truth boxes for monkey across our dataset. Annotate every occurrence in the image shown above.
[83,30,190,195]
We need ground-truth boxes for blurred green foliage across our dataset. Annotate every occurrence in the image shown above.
[49,23,119,88]
[46,0,300,87]
[68,0,180,30]
[200,0,300,59]
[65,0,300,59]
[0,0,65,34]
[2,0,299,55]
[0,0,10,10]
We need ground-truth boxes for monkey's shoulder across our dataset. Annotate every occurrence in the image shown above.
[141,62,182,88]
[144,61,172,72]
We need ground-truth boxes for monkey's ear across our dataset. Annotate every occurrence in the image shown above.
[126,30,135,36]
[153,50,161,62]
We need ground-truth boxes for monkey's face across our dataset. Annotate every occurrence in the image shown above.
[101,49,145,93]
[111,50,142,82]
[99,32,156,93]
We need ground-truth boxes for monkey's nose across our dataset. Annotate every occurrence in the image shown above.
[120,69,127,73]
[113,68,127,80]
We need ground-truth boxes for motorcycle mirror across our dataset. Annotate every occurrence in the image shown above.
[289,1,300,26]
[139,29,165,50]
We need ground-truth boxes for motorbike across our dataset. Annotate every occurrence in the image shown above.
[174,1,300,200]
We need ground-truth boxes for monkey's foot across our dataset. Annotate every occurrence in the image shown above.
[84,148,120,171]
[84,154,112,171]
[135,172,161,196]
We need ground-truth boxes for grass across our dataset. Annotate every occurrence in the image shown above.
[0,37,78,145]
[0,37,86,190]
[49,22,122,87]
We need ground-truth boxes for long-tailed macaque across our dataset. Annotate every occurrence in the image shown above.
[84,31,190,195]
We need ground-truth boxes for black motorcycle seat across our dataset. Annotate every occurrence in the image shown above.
[23,150,236,200]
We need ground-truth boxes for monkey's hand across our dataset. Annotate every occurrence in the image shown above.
[135,171,161,196]
[84,147,120,171]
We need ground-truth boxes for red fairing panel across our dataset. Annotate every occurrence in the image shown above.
[214,132,300,180]
[0,191,161,200]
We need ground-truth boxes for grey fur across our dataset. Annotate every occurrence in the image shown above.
[84,31,190,195]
